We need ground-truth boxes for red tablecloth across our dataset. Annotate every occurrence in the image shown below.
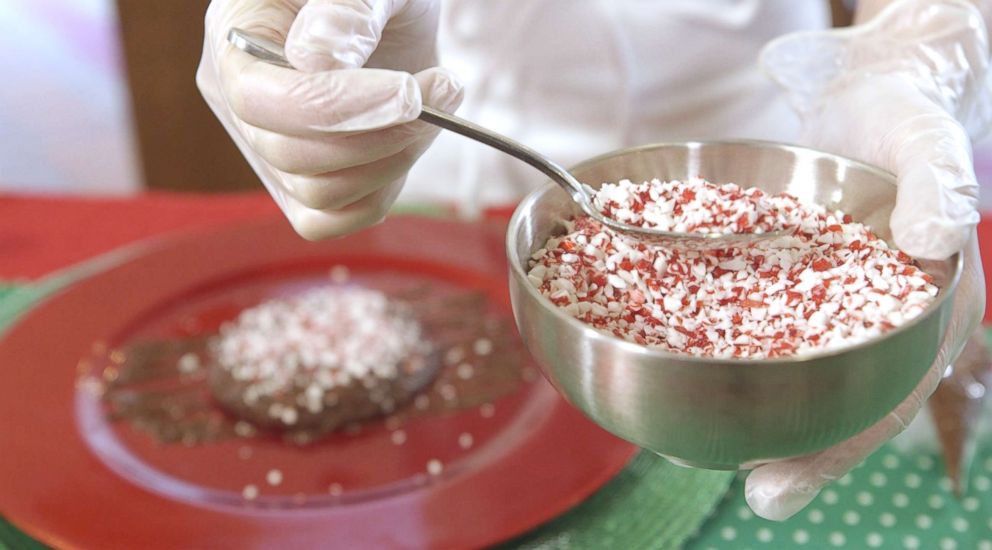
[1,192,991,321]
[0,192,279,280]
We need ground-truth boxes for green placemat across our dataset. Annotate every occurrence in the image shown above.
[0,519,46,550]
[0,285,51,330]
[0,280,734,549]
[504,452,732,549]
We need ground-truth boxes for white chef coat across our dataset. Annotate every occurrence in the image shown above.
[403,0,831,214]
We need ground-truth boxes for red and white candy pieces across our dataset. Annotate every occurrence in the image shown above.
[529,178,938,359]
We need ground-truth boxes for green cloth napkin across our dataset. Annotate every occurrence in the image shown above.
[0,279,734,550]
[503,452,733,549]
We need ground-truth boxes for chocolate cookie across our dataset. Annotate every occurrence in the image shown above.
[208,286,436,433]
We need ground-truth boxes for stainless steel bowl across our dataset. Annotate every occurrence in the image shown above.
[506,140,962,469]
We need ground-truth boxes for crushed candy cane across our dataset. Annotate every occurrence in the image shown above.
[529,178,938,358]
[594,177,786,235]
[212,287,431,423]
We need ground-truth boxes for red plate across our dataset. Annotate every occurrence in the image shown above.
[0,216,636,549]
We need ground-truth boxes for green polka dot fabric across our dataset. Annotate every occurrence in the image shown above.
[687,416,992,549]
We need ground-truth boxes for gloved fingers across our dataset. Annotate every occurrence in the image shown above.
[285,0,394,72]
[198,0,295,110]
[369,66,464,136]
[797,75,979,260]
[745,235,984,521]
[281,178,406,240]
[236,66,461,175]
[276,139,431,210]
[939,233,986,361]
[218,56,423,135]
[405,66,465,125]
[364,0,441,73]
[889,109,980,259]
[286,0,441,74]
[746,355,946,521]
[204,0,297,51]
[231,67,460,179]
[242,122,431,176]
[198,0,455,241]
[760,0,987,260]
[913,237,983,384]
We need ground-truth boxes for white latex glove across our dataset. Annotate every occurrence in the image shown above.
[748,0,989,520]
[197,0,464,240]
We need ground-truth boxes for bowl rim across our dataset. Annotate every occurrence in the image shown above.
[505,139,963,366]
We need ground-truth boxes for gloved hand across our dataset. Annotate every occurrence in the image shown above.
[197,0,464,240]
[750,0,989,520]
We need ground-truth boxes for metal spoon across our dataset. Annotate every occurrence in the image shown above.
[228,28,787,249]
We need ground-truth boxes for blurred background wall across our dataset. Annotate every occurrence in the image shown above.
[0,0,141,194]
[1,0,256,195]
[114,0,258,192]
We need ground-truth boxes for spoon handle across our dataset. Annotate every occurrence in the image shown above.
[416,107,587,203]
[227,28,589,206]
